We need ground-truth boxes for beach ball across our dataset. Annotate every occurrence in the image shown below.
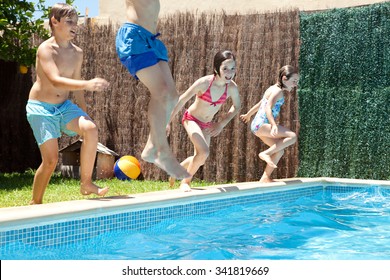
[114,155,141,180]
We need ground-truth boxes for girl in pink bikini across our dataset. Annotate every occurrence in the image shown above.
[167,50,241,191]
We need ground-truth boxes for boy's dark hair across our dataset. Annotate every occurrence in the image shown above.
[277,65,298,88]
[213,50,236,76]
[49,3,78,30]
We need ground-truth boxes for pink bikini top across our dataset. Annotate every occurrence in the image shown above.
[198,76,228,107]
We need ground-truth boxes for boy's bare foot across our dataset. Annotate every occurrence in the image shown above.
[259,152,277,168]
[169,176,176,188]
[80,183,109,196]
[142,146,191,179]
[29,200,42,205]
[180,183,192,192]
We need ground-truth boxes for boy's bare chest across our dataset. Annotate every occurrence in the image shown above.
[53,50,78,77]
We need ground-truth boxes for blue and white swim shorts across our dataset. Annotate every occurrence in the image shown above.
[26,99,88,146]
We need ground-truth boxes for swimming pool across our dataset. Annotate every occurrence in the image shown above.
[1,178,390,260]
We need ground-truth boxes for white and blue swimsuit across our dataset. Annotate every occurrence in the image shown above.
[250,96,284,134]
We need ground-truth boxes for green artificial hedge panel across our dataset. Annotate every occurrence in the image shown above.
[298,3,390,180]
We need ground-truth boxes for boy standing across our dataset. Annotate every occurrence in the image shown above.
[26,3,109,204]
[116,0,190,180]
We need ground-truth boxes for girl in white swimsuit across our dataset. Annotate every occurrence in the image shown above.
[251,95,285,134]
[240,65,299,183]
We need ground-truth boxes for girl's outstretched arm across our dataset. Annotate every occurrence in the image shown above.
[167,77,204,126]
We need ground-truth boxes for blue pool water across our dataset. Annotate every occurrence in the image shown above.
[1,184,390,260]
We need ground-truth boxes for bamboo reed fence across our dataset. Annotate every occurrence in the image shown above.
[68,10,301,182]
[0,10,300,183]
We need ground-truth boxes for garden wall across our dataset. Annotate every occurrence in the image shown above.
[1,10,302,182]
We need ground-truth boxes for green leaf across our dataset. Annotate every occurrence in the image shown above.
[0,0,75,66]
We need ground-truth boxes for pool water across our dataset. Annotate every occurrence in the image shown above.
[2,185,390,260]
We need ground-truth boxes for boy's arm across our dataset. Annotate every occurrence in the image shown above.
[38,44,108,92]
[72,52,87,112]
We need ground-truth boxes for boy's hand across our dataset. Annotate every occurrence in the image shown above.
[87,78,110,91]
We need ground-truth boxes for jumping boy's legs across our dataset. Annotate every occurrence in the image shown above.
[66,116,109,196]
[136,61,191,180]
[30,139,59,204]
[169,156,193,187]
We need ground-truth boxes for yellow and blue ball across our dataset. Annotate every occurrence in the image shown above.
[114,155,141,180]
